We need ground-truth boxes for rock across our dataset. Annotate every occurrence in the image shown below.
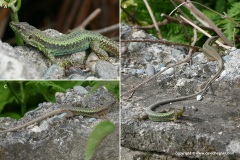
[43,64,64,79]
[120,24,240,160]
[0,41,43,79]
[95,60,118,79]
[0,27,118,80]
[145,64,155,76]
[73,86,89,95]
[144,53,153,61]
[132,30,147,38]
[161,67,174,75]
[0,86,119,160]
[69,74,87,79]
[128,42,145,53]
[136,68,145,75]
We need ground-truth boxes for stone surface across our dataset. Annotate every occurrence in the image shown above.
[121,24,240,160]
[0,28,119,80]
[95,60,119,79]
[0,86,119,160]
[0,41,42,79]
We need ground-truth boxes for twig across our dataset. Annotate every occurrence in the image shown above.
[134,19,168,29]
[120,6,141,25]
[121,39,201,50]
[134,14,213,32]
[190,28,198,54]
[94,24,119,34]
[233,27,236,46]
[169,0,189,19]
[74,8,101,30]
[192,2,240,27]
[180,15,231,49]
[188,28,198,65]
[121,56,191,97]
[169,1,188,16]
[174,0,233,46]
[143,0,162,39]
[161,13,213,31]
[176,14,191,43]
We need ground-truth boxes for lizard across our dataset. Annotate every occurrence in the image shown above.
[0,101,115,133]
[143,36,223,122]
[9,21,119,64]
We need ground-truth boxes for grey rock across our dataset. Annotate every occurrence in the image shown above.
[222,55,231,62]
[176,78,195,96]
[145,64,155,76]
[161,67,174,75]
[0,86,119,160]
[136,68,145,75]
[121,23,133,39]
[86,76,99,80]
[88,118,96,122]
[55,92,65,104]
[120,24,240,160]
[121,45,128,54]
[131,69,137,75]
[73,86,89,95]
[61,50,86,67]
[128,42,145,53]
[171,49,182,57]
[69,74,87,79]
[155,63,166,72]
[0,41,43,79]
[235,49,240,54]
[86,52,99,72]
[43,64,64,79]
[95,60,118,79]
[132,30,146,39]
[192,52,207,64]
[144,53,153,61]
[1,27,118,80]
[128,63,135,68]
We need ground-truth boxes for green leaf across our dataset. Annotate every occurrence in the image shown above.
[1,112,21,119]
[84,120,115,160]
[0,82,14,113]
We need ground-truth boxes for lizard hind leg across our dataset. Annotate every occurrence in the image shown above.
[90,41,111,62]
[204,83,215,95]
[62,110,74,122]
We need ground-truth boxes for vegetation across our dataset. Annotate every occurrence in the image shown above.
[121,0,240,47]
[0,81,119,119]
[85,120,116,160]
[0,0,23,44]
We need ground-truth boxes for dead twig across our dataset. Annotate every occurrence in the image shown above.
[94,23,119,35]
[135,14,214,32]
[174,0,233,46]
[121,39,201,50]
[121,55,191,98]
[143,0,162,39]
[78,8,101,29]
[180,15,231,50]
[120,6,141,25]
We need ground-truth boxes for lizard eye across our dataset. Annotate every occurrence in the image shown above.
[28,35,32,39]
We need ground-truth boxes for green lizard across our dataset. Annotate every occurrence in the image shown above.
[144,106,185,122]
[0,101,115,133]
[10,21,119,63]
[145,36,223,122]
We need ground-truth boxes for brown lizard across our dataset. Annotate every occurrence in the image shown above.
[144,36,223,121]
[0,102,115,133]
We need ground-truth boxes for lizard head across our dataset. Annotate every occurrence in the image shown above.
[9,21,37,43]
[9,21,46,50]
